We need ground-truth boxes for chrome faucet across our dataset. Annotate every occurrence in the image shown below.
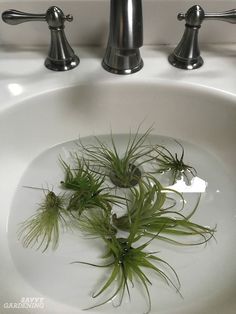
[102,0,143,75]
[169,5,236,70]
[2,6,79,71]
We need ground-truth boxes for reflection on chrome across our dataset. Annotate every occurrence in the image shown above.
[167,176,208,193]
[8,83,23,96]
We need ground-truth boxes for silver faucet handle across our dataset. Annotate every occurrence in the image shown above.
[2,7,73,28]
[177,6,236,25]
[176,5,205,27]
[2,9,45,24]
[2,6,79,71]
[168,5,236,70]
[45,7,73,28]
[204,9,236,24]
[168,5,205,70]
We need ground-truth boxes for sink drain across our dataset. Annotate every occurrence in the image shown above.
[109,163,142,188]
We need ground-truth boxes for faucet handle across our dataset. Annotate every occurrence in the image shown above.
[176,6,236,24]
[169,5,236,70]
[177,5,205,27]
[2,6,79,71]
[204,9,236,24]
[45,6,73,28]
[2,9,46,25]
[2,7,73,27]
[168,5,204,70]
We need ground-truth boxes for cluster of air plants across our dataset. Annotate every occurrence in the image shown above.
[18,127,216,314]
[74,192,182,312]
[18,155,124,252]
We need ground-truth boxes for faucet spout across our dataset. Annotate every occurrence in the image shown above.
[102,0,143,74]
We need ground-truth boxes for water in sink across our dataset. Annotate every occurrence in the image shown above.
[8,133,234,314]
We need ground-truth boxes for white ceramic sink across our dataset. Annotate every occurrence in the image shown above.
[0,81,236,314]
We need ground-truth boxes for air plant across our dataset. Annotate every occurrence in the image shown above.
[152,141,197,185]
[60,156,123,215]
[113,176,215,246]
[73,225,181,313]
[78,126,154,188]
[18,189,69,252]
[78,208,117,239]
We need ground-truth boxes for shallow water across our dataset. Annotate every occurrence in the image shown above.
[8,133,234,314]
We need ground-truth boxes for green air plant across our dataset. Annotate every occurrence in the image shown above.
[72,232,181,313]
[78,127,155,188]
[60,156,123,216]
[78,208,117,239]
[152,141,197,185]
[18,189,69,252]
[113,176,215,246]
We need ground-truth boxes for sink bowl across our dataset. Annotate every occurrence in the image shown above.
[0,81,236,314]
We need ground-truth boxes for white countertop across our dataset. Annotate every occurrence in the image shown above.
[0,44,236,113]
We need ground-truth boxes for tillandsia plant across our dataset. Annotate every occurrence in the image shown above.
[18,189,69,252]
[152,141,197,185]
[60,156,123,216]
[113,176,215,246]
[78,208,117,239]
[78,126,155,188]
[73,223,181,313]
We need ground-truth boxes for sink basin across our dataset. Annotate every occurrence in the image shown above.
[0,81,236,314]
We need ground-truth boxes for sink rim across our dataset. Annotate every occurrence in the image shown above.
[1,78,236,115]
